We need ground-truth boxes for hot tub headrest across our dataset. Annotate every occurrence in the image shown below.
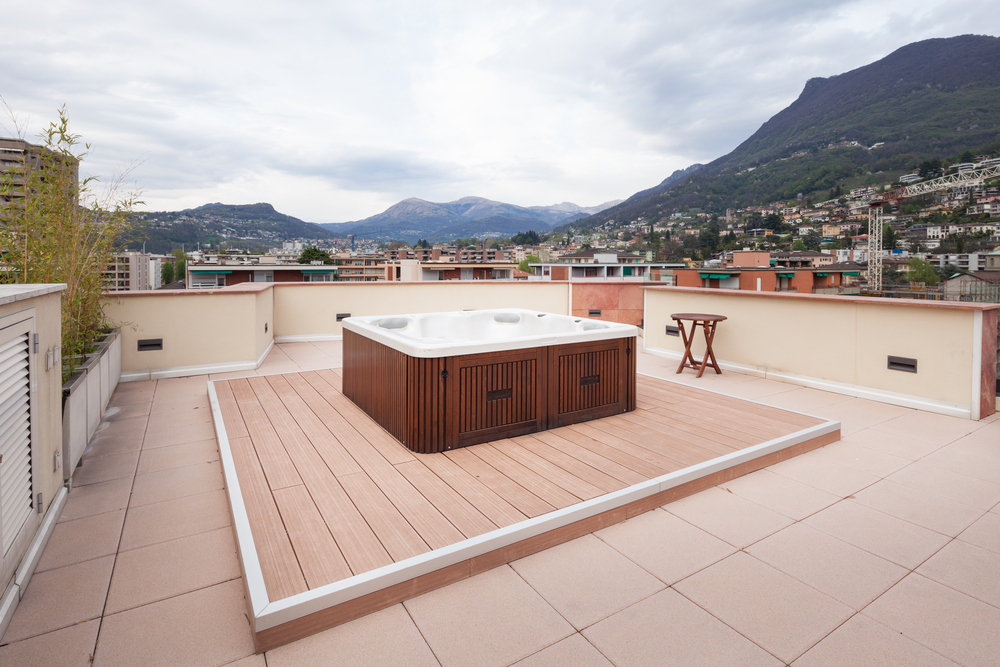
[493,313,521,324]
[582,322,607,331]
[378,317,411,330]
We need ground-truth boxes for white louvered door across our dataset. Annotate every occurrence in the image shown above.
[0,310,36,589]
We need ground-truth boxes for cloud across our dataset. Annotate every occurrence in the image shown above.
[1,0,997,223]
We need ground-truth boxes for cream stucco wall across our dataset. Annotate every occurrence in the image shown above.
[644,287,990,417]
[272,282,571,339]
[103,284,274,376]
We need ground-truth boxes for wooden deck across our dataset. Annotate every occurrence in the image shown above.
[210,370,840,652]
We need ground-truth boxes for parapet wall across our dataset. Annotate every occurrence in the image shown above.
[643,287,998,420]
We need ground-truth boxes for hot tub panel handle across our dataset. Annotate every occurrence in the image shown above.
[441,369,449,379]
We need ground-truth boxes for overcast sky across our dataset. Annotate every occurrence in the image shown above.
[1,1,997,223]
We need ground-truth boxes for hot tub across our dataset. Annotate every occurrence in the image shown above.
[342,309,638,453]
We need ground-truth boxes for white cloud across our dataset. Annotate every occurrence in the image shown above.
[1,0,997,223]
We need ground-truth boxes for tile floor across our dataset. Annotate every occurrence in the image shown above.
[1,339,998,666]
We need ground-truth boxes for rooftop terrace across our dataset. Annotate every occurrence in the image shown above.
[2,339,999,666]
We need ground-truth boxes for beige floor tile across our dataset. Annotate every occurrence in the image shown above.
[149,393,211,414]
[129,462,224,507]
[746,523,907,610]
[208,370,259,381]
[93,415,149,440]
[846,424,950,460]
[104,401,151,420]
[510,534,665,630]
[265,604,438,667]
[220,655,267,667]
[147,405,212,431]
[512,634,612,667]
[0,618,100,667]
[595,508,735,584]
[809,399,910,436]
[93,579,254,667]
[84,429,145,459]
[721,469,840,521]
[864,573,1000,667]
[72,450,140,487]
[403,566,574,667]
[958,511,1000,554]
[793,614,959,667]
[142,420,217,449]
[108,383,155,407]
[767,451,882,498]
[105,527,240,614]
[916,539,1000,608]
[152,376,210,399]
[665,486,794,548]
[760,386,854,413]
[583,587,781,667]
[804,500,950,569]
[920,437,1000,483]
[36,510,125,573]
[2,556,114,643]
[886,460,1000,510]
[137,438,219,474]
[120,489,231,551]
[59,477,132,523]
[804,438,912,477]
[852,479,984,537]
[871,409,984,443]
[674,552,853,664]
[702,377,799,400]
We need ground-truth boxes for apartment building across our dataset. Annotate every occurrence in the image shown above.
[104,252,162,291]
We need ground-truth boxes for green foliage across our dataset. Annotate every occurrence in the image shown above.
[297,246,333,264]
[512,230,542,245]
[161,262,174,284]
[171,248,186,278]
[0,105,144,379]
[414,239,431,248]
[518,255,541,273]
[790,239,806,251]
[906,258,940,285]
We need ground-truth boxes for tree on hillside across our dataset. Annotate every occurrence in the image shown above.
[161,262,174,285]
[518,255,541,273]
[791,239,806,251]
[512,230,541,245]
[906,258,940,285]
[298,246,333,264]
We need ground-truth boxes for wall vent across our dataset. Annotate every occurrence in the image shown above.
[665,325,680,337]
[336,313,351,322]
[137,339,163,352]
[588,309,601,317]
[887,355,917,373]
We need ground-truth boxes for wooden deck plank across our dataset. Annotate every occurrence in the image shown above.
[236,397,303,491]
[417,454,528,529]
[444,447,556,518]
[528,430,649,486]
[337,471,431,562]
[645,403,795,445]
[394,460,498,539]
[566,422,685,475]
[472,442,585,508]
[214,380,249,439]
[318,388,416,466]
[283,377,467,550]
[508,434,626,495]
[273,485,354,588]
[227,435,308,601]
[500,437,609,500]
[263,375,364,477]
[605,412,740,458]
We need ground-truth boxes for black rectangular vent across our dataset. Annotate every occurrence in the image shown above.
[887,355,917,373]
[665,325,680,337]
[336,313,351,322]
[137,339,163,352]
[588,309,601,317]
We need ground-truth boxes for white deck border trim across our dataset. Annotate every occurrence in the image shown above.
[121,340,275,382]
[207,372,839,633]
[644,345,972,420]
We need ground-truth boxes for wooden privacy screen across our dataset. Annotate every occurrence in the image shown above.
[343,330,637,453]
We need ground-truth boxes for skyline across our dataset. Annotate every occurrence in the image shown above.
[2,2,998,223]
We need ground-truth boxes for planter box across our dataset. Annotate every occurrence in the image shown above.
[61,329,122,482]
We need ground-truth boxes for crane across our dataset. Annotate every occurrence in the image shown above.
[864,162,1000,292]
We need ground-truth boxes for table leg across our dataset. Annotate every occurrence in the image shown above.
[675,320,696,374]
[697,320,722,378]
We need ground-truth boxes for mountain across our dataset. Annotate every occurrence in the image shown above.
[572,34,1000,230]
[125,202,338,254]
[318,196,621,242]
